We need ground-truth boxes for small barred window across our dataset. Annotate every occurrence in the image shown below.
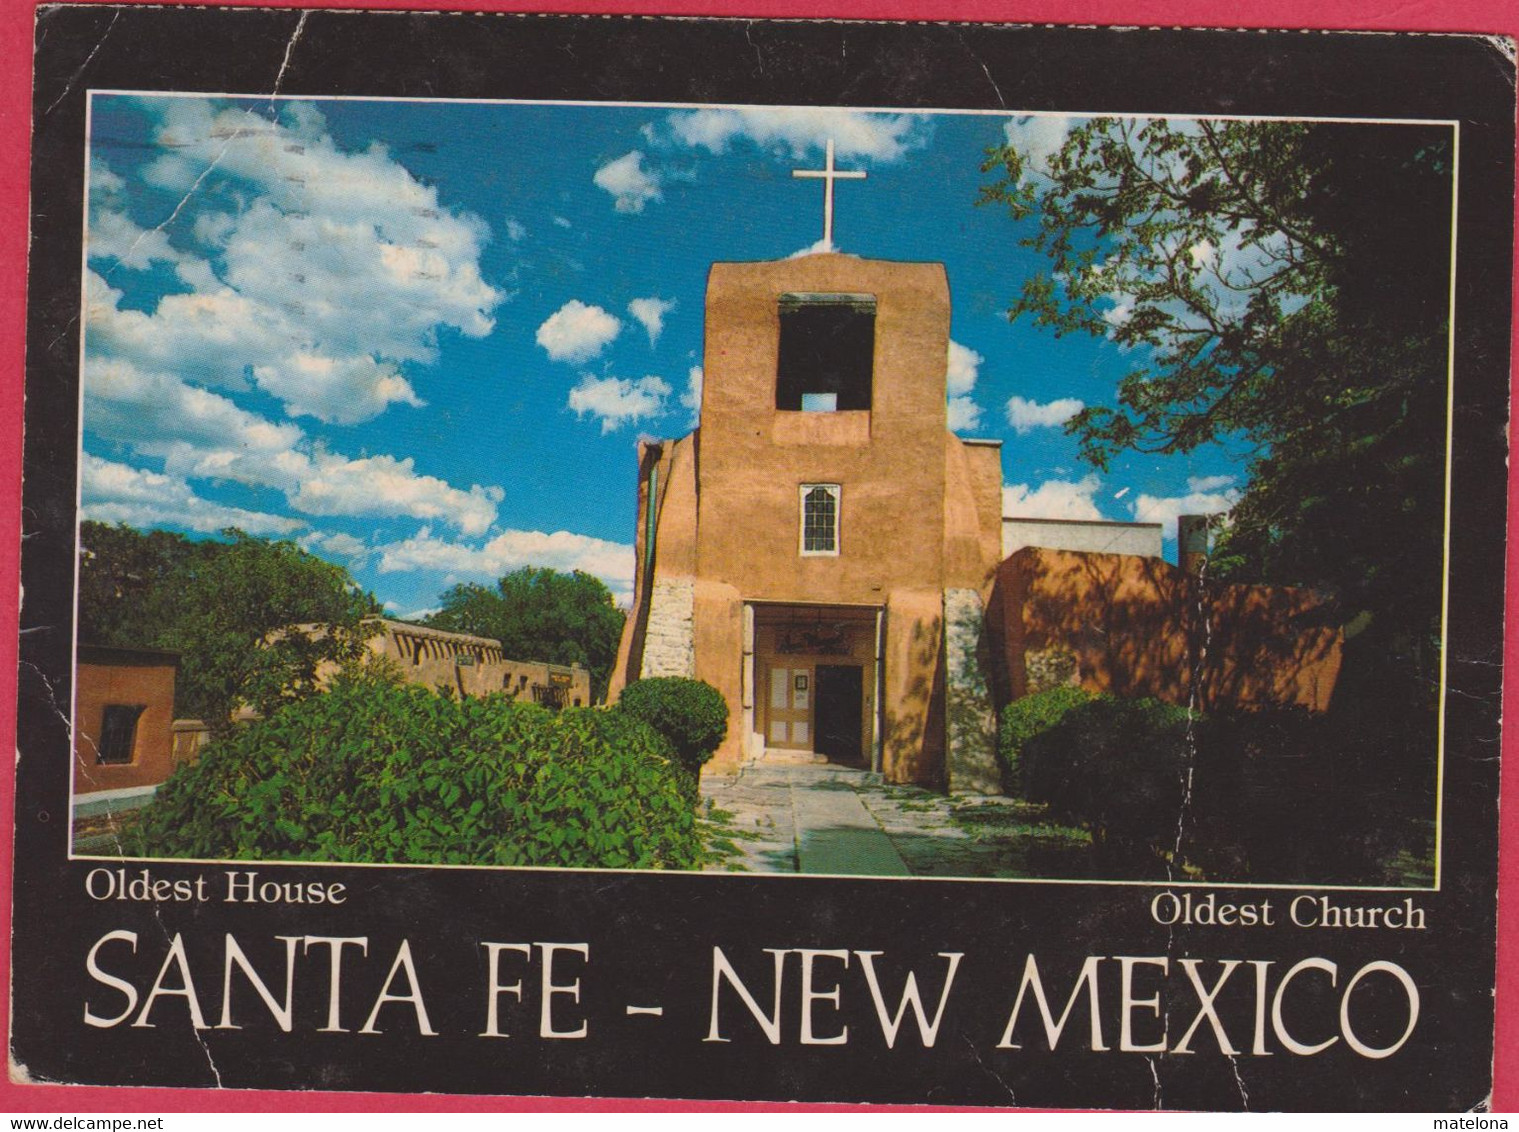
[98,704,146,765]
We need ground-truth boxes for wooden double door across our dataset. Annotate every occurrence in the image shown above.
[765,661,865,764]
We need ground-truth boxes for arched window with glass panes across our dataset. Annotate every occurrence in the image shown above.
[799,484,840,556]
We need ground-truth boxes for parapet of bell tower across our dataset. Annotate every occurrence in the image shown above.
[700,255,950,447]
[696,254,953,602]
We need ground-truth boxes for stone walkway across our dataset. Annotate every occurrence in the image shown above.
[700,760,1094,879]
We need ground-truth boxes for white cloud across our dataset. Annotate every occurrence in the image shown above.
[1002,474,1104,522]
[1185,474,1236,493]
[662,108,931,163]
[536,299,622,363]
[388,605,440,623]
[946,341,981,397]
[89,157,125,195]
[946,340,984,432]
[1102,295,1135,329]
[87,270,267,393]
[787,236,840,258]
[251,352,423,427]
[80,454,304,537]
[375,526,635,603]
[552,215,572,229]
[594,151,663,213]
[289,453,503,538]
[88,201,187,277]
[567,375,672,434]
[1006,394,1084,434]
[505,218,527,241]
[299,530,373,567]
[85,352,303,460]
[1002,114,1075,178]
[84,353,502,535]
[1001,117,1312,344]
[947,396,983,433]
[79,99,515,541]
[628,297,675,345]
[681,365,703,426]
[1130,476,1240,540]
[84,99,505,426]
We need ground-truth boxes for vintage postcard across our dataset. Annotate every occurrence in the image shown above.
[9,6,1514,1110]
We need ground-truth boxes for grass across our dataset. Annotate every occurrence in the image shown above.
[697,804,763,871]
[948,798,1091,845]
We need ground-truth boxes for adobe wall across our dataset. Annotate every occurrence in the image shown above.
[74,646,180,795]
[942,439,1003,792]
[639,434,700,680]
[989,547,1343,713]
[692,580,745,771]
[961,440,1007,587]
[880,588,945,786]
[943,587,999,794]
[370,620,591,707]
[1002,517,1164,560]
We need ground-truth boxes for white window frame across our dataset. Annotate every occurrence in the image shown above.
[799,483,841,557]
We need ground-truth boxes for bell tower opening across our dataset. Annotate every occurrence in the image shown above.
[775,292,876,411]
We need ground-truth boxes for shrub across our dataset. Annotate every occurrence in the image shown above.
[1018,695,1431,884]
[129,675,700,870]
[997,686,1097,795]
[1186,707,1431,885]
[1021,696,1197,872]
[616,677,729,776]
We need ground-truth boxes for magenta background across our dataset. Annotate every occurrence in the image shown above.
[0,0,1511,1112]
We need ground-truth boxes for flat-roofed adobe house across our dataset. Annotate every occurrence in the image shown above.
[74,644,181,799]
[364,618,592,709]
[298,617,592,707]
[73,644,183,849]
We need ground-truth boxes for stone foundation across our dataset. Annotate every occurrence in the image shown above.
[641,577,696,678]
[943,588,1000,795]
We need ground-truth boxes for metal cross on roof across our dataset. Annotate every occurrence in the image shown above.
[791,138,866,248]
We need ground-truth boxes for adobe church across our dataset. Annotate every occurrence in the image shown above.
[610,250,1006,790]
[609,146,1342,792]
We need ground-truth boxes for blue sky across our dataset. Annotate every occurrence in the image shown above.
[80,96,1243,617]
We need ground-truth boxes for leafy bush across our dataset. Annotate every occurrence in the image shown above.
[1019,695,1432,884]
[1186,707,1432,885]
[616,677,729,777]
[997,686,1097,794]
[1021,696,1196,873]
[130,675,700,869]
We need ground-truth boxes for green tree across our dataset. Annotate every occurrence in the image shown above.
[426,567,625,702]
[981,118,1452,704]
[78,521,214,646]
[78,524,380,729]
[158,531,379,728]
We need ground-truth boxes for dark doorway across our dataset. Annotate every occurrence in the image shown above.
[815,664,864,764]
